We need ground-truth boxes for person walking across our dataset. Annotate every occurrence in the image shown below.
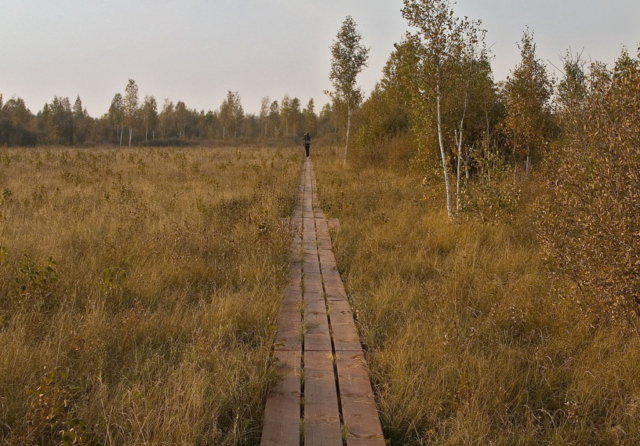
[304,133,311,157]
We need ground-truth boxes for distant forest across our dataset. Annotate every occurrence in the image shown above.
[0,85,340,147]
[1,8,639,183]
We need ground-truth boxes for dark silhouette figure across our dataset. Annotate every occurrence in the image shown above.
[304,133,311,157]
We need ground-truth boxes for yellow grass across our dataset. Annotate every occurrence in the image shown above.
[0,146,302,445]
[314,146,640,445]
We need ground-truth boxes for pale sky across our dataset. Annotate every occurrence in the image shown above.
[1,0,638,117]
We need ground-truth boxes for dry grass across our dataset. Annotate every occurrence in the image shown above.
[0,146,302,445]
[314,146,640,445]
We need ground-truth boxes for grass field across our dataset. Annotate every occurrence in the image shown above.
[3,143,639,445]
[314,146,640,445]
[0,146,302,445]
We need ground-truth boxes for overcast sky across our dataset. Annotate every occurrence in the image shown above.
[1,0,638,117]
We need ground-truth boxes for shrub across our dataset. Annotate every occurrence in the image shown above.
[537,50,640,326]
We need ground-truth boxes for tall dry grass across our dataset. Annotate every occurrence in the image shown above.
[314,146,640,445]
[0,146,301,445]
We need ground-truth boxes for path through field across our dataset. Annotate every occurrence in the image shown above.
[260,159,385,445]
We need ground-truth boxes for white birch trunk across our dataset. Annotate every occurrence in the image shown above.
[344,105,352,166]
[465,153,470,180]
[436,82,453,219]
[455,90,468,214]
[456,131,462,213]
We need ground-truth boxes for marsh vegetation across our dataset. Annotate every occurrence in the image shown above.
[0,146,301,445]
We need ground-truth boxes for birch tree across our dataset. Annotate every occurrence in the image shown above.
[175,101,187,140]
[159,99,174,139]
[141,95,158,144]
[502,29,553,176]
[303,98,317,135]
[269,101,280,137]
[108,93,124,145]
[123,79,139,147]
[73,96,89,144]
[328,16,369,164]
[219,91,242,139]
[280,95,292,136]
[259,96,270,139]
[451,22,488,212]
[402,0,463,219]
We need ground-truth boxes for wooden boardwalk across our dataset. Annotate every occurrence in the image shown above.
[261,159,385,446]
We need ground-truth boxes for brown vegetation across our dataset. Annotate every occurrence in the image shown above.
[0,146,301,445]
[314,143,640,444]
[538,52,640,326]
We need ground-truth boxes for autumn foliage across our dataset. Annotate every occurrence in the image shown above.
[538,50,640,325]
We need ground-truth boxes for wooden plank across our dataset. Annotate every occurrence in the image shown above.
[304,351,343,446]
[305,297,327,314]
[327,299,361,351]
[335,351,385,445]
[304,310,332,352]
[260,350,302,446]
[275,322,302,350]
[330,322,361,352]
[327,299,353,318]
[324,283,348,302]
[304,280,324,296]
[265,160,386,446]
[303,242,318,252]
[318,240,333,251]
[286,268,302,288]
[304,263,321,276]
[345,439,387,446]
[276,284,303,351]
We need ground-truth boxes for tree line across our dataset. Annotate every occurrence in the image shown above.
[327,4,558,219]
[329,2,637,218]
[0,87,340,147]
[326,1,640,325]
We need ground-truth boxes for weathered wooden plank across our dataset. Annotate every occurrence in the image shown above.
[330,322,361,352]
[304,351,343,446]
[324,283,348,302]
[305,296,327,315]
[304,310,332,352]
[327,298,361,351]
[318,240,333,251]
[326,298,352,316]
[345,439,387,446]
[276,299,302,348]
[286,268,302,288]
[305,279,324,297]
[303,243,318,252]
[335,351,385,445]
[260,350,302,446]
[304,263,322,276]
[318,249,336,262]
[282,285,302,303]
[265,159,386,446]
